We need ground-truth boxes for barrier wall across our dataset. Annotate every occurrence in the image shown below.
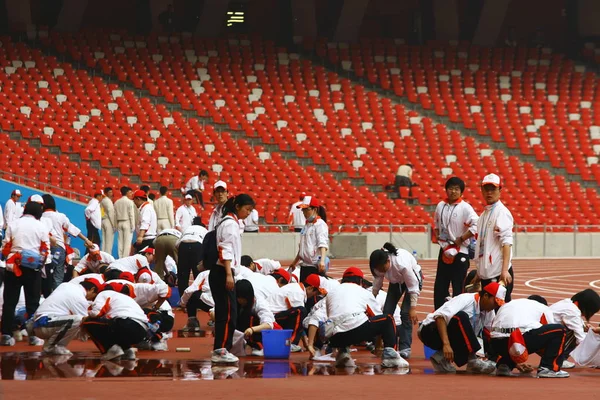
[2,179,599,260]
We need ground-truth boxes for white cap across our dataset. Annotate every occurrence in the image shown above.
[213,180,227,190]
[12,189,21,196]
[481,173,501,187]
[184,194,193,200]
[89,244,100,253]
[29,194,44,204]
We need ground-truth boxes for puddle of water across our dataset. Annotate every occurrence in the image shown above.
[0,352,410,380]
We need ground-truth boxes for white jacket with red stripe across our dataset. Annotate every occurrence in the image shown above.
[88,291,148,328]
[304,282,381,335]
[180,270,212,307]
[267,283,307,314]
[2,215,51,272]
[490,299,555,338]
[34,282,89,319]
[107,255,149,274]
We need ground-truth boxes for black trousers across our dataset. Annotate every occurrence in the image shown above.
[82,317,147,352]
[177,242,202,297]
[330,314,397,349]
[1,269,42,335]
[305,294,324,314]
[418,311,480,367]
[300,265,321,282]
[132,238,155,255]
[186,291,212,317]
[491,324,567,371]
[86,220,101,250]
[274,307,306,345]
[236,313,263,349]
[433,250,470,309]
[481,267,514,302]
[209,266,237,351]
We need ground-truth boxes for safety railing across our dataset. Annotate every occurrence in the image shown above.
[0,171,91,203]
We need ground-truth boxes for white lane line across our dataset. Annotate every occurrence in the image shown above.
[525,273,600,294]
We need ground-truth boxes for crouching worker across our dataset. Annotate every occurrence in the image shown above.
[304,267,408,369]
[30,278,103,355]
[234,279,275,357]
[418,282,503,374]
[81,282,149,361]
[180,270,213,331]
[490,298,569,378]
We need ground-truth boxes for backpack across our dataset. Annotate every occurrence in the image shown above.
[201,216,233,271]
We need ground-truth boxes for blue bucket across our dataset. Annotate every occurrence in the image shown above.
[424,345,436,360]
[168,287,181,307]
[262,329,293,359]
[262,361,291,378]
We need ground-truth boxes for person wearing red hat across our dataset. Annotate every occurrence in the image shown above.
[490,298,569,378]
[288,193,307,233]
[106,248,155,281]
[82,283,149,361]
[433,177,479,310]
[304,267,408,369]
[288,196,329,282]
[84,192,103,251]
[29,278,102,355]
[72,244,115,277]
[132,189,158,254]
[418,282,504,374]
[267,274,319,352]
[1,197,50,347]
[475,173,515,302]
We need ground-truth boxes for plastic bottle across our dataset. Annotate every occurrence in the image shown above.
[148,320,161,334]
[412,250,418,260]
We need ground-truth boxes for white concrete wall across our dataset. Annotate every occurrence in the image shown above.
[243,232,600,260]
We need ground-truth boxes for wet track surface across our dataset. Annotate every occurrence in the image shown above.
[0,352,412,380]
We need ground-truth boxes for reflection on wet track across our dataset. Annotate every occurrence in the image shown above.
[0,352,411,380]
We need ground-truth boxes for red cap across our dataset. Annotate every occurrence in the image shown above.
[84,278,103,292]
[139,246,155,255]
[343,267,364,279]
[103,282,125,293]
[133,189,147,199]
[119,272,135,283]
[272,268,290,283]
[483,282,507,305]
[297,196,320,209]
[304,274,321,288]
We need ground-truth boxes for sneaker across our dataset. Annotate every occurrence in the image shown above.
[122,348,137,361]
[365,342,375,352]
[151,340,168,351]
[561,360,575,369]
[29,336,44,346]
[251,348,264,357]
[211,348,239,364]
[290,344,303,353]
[0,335,15,346]
[182,317,200,332]
[537,367,570,378]
[335,347,355,368]
[399,348,411,359]
[381,347,409,368]
[102,344,124,361]
[43,345,73,356]
[467,358,494,374]
[430,351,456,373]
[496,364,512,377]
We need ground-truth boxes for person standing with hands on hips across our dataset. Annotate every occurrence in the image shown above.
[211,194,256,364]
[288,196,329,282]
[474,173,514,302]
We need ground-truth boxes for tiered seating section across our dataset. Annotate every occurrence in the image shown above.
[0,30,591,230]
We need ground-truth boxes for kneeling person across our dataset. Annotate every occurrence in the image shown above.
[31,278,103,355]
[305,267,407,369]
[419,282,503,373]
